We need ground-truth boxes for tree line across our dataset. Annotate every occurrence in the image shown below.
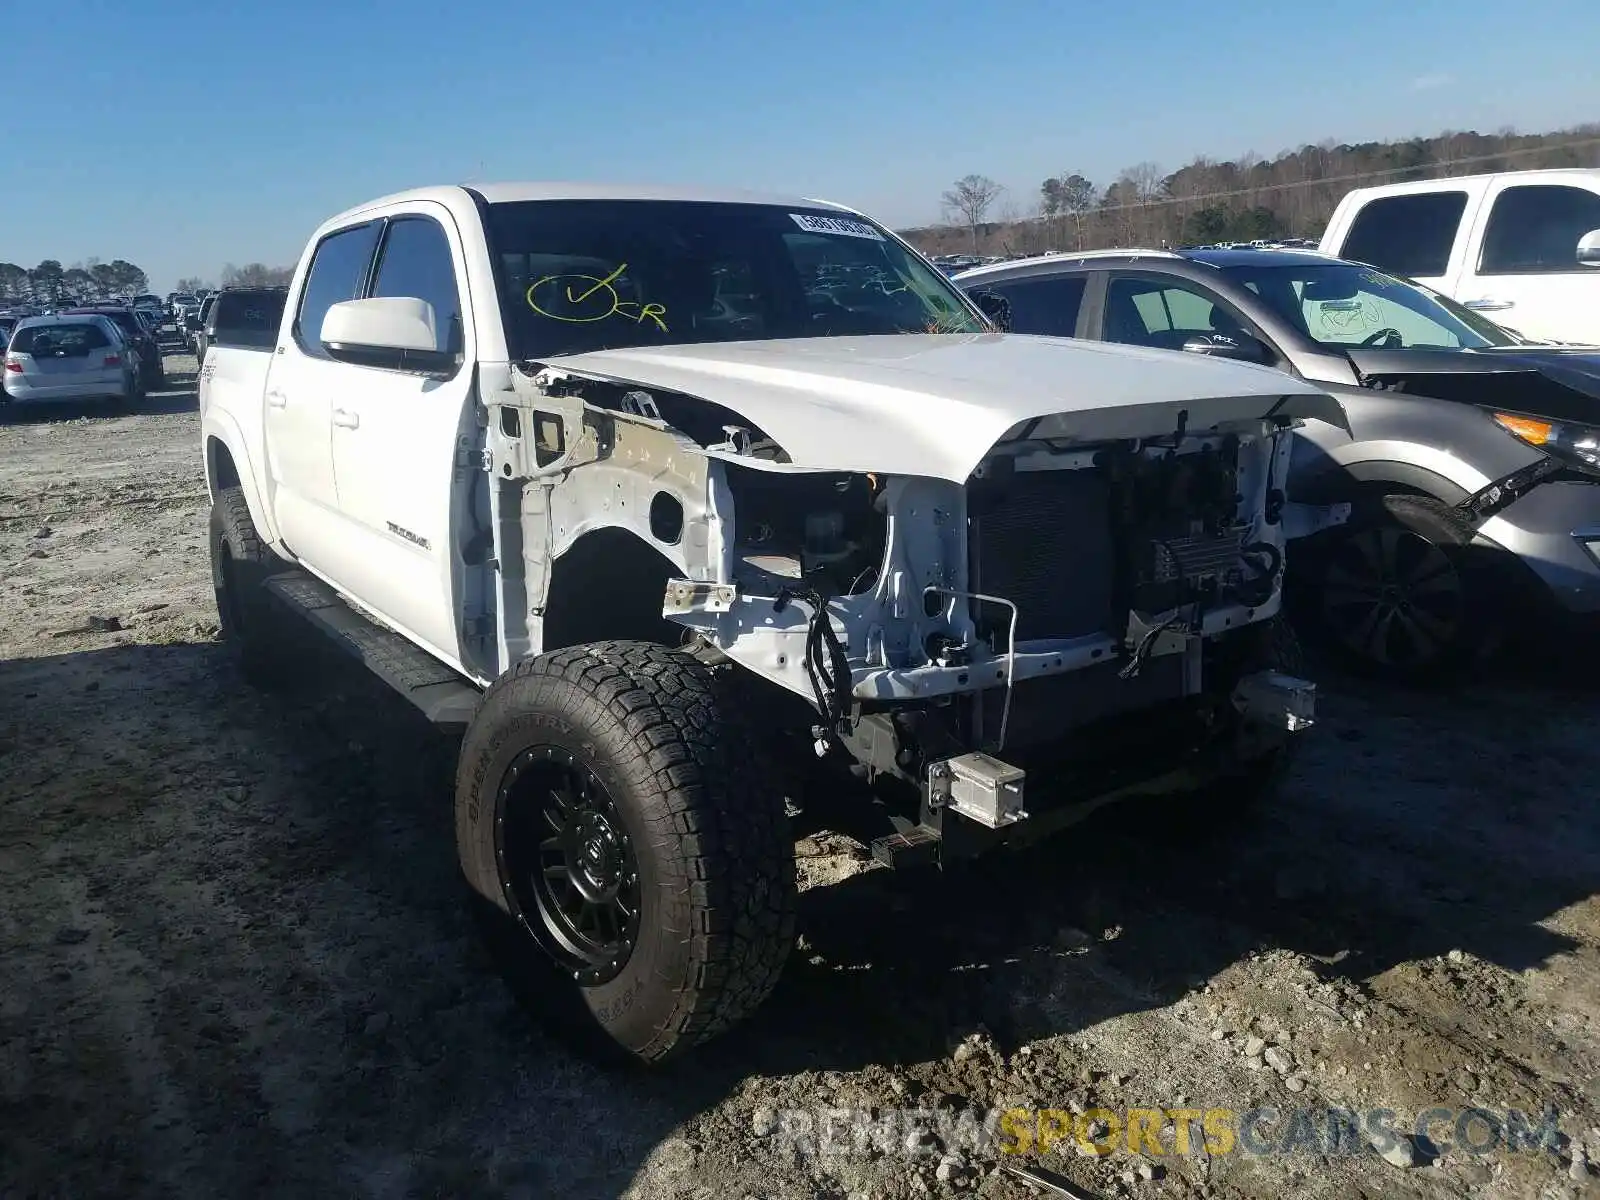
[1,259,295,305]
[169,264,295,294]
[915,123,1600,257]
[0,259,150,304]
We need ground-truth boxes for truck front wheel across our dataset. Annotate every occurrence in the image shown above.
[456,640,797,1064]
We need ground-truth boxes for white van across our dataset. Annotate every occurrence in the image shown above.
[1319,168,1600,345]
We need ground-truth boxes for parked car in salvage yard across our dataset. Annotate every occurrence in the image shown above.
[3,313,140,413]
[60,304,167,393]
[198,182,1352,1062]
[957,247,1600,681]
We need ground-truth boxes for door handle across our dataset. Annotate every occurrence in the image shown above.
[332,408,360,429]
[265,389,287,408]
[1464,298,1515,311]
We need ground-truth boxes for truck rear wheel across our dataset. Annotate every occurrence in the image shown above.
[456,640,797,1064]
[208,487,295,686]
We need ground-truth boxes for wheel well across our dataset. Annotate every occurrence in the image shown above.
[207,437,240,498]
[1293,460,1470,508]
[541,528,685,654]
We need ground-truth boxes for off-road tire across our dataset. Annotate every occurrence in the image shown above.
[208,487,297,686]
[457,640,797,1064]
[1294,492,1502,684]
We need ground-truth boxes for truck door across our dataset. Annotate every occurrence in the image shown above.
[264,220,381,570]
[325,207,476,664]
[1453,178,1600,345]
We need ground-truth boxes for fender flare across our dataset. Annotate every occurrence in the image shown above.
[200,412,283,551]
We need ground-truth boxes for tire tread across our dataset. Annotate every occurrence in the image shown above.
[462,639,796,1061]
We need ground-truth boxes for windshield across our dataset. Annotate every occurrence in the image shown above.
[484,199,985,360]
[1220,262,1513,351]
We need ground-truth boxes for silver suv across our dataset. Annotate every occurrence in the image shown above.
[957,248,1600,681]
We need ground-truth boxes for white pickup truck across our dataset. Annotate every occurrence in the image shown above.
[1320,168,1600,345]
[198,182,1340,1062]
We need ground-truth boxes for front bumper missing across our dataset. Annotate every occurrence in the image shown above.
[915,670,1313,839]
[663,574,1286,704]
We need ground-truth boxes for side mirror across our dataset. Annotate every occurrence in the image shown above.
[968,289,1013,332]
[1182,332,1272,364]
[1577,229,1600,268]
[320,296,451,370]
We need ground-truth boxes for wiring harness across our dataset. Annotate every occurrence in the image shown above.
[773,585,855,755]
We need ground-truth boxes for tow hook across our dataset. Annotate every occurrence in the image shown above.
[927,752,1028,828]
[1232,671,1316,732]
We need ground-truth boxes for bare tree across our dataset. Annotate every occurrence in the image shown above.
[221,262,294,287]
[941,175,1004,252]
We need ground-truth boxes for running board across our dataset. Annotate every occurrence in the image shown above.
[263,572,482,730]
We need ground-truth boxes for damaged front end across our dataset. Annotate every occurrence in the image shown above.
[474,360,1328,864]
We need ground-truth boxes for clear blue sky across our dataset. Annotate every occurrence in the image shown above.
[3,0,1592,292]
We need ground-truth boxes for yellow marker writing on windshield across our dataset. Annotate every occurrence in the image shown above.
[567,261,628,305]
[527,265,669,332]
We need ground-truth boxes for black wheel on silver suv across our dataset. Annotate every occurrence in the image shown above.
[1300,493,1500,682]
[456,639,797,1064]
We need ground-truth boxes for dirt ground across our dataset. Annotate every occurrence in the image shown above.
[2,357,1598,1200]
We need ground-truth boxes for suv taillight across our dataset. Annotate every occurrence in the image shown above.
[103,353,121,367]
[4,358,21,373]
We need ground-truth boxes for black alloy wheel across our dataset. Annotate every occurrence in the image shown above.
[498,747,643,986]
[1319,523,1467,673]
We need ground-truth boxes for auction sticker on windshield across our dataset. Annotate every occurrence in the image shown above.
[790,213,885,241]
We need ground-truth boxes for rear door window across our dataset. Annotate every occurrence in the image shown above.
[214,292,288,348]
[1337,192,1468,277]
[976,275,1087,337]
[1478,184,1600,274]
[1101,276,1254,351]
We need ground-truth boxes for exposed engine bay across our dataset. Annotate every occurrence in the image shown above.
[725,468,887,597]
[477,360,1320,857]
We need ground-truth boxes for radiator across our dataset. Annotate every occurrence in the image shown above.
[966,467,1250,643]
[967,469,1116,643]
